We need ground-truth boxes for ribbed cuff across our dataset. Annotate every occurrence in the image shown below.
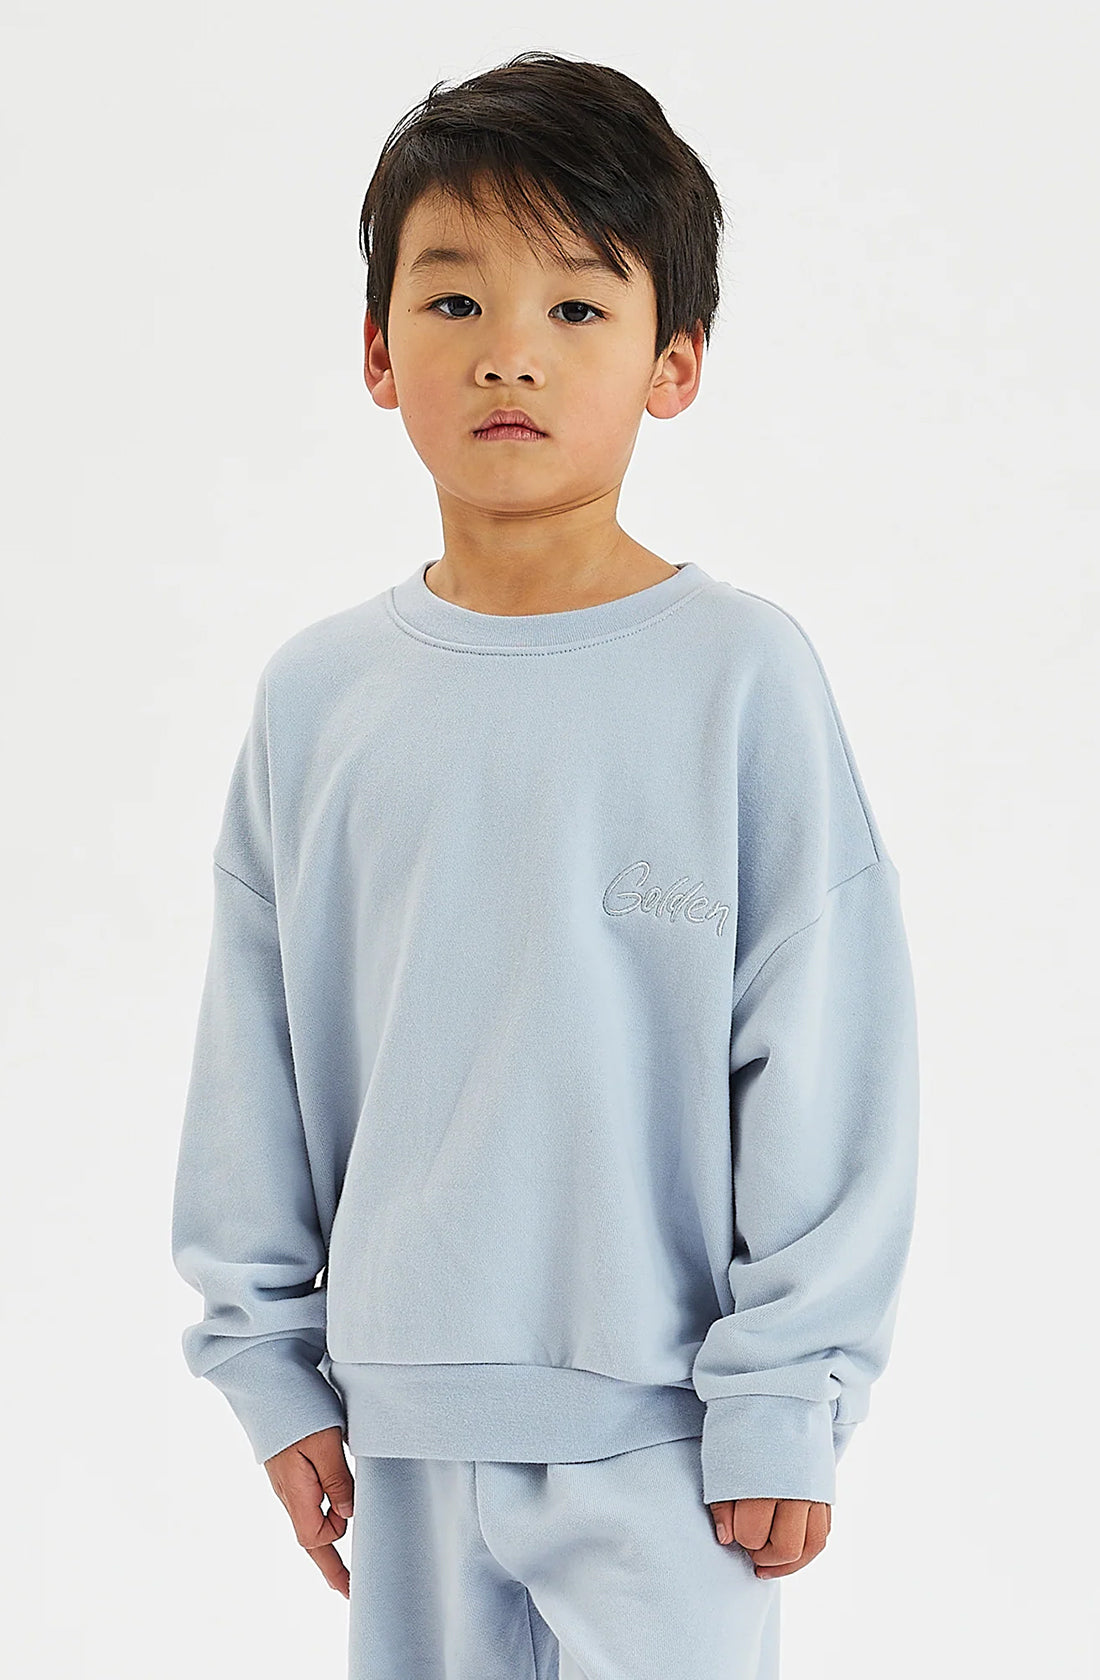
[202,1339,348,1465]
[699,1393,839,1505]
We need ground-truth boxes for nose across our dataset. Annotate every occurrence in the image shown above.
[475,337,543,389]
[471,303,548,389]
[478,362,538,386]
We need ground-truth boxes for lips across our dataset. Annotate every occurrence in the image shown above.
[473,408,546,436]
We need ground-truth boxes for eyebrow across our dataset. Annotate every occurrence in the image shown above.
[406,246,630,285]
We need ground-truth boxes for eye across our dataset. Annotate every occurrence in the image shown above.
[552,300,606,325]
[428,294,479,319]
[426,295,607,325]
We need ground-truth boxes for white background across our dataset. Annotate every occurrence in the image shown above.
[2,4,1097,1675]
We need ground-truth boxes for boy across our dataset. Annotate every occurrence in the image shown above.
[171,50,919,1680]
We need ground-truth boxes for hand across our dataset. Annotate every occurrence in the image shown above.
[708,1498,831,1578]
[264,1425,355,1597]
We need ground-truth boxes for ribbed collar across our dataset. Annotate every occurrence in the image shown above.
[387,559,709,653]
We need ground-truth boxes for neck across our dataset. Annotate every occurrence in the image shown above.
[425,536,677,616]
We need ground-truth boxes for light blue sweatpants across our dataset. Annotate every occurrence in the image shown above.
[346,1433,782,1679]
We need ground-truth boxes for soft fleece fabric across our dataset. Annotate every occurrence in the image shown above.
[171,559,919,1506]
[345,1440,781,1680]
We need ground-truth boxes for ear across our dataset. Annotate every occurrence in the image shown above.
[646,321,705,422]
[364,309,400,411]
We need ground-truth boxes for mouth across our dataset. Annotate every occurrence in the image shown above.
[472,408,548,441]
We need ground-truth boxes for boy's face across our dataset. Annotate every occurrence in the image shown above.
[363,183,703,518]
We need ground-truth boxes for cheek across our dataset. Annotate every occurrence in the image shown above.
[571,351,646,428]
[385,325,456,430]
[399,370,460,449]
[561,380,641,463]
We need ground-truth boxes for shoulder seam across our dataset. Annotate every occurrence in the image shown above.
[212,858,276,908]
[731,858,888,1013]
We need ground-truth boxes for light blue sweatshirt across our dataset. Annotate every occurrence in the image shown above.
[171,559,919,1507]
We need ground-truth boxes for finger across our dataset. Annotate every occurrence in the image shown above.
[730,1497,778,1554]
[754,1552,809,1578]
[316,1447,356,1522]
[708,1500,735,1544]
[275,1446,349,1550]
[804,1501,830,1554]
[304,1538,351,1598]
[754,1502,830,1578]
[746,1499,810,1568]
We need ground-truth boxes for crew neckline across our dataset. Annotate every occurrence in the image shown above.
[387,559,709,653]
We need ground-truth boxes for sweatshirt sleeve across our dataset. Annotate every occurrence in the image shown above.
[170,670,347,1465]
[691,852,920,1508]
[691,597,920,1508]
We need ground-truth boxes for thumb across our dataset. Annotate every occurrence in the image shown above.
[314,1436,355,1519]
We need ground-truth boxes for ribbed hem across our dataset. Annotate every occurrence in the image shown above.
[386,560,709,653]
[327,1361,706,1462]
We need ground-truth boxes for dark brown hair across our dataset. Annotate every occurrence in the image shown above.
[359,51,727,361]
